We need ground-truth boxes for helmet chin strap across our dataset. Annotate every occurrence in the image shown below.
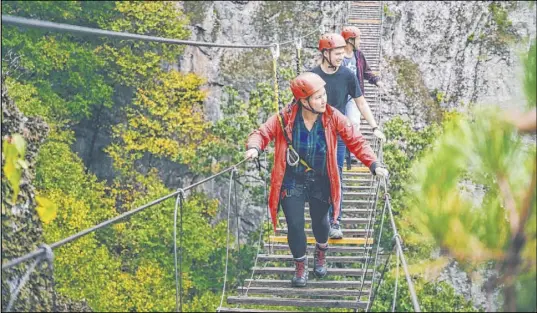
[322,50,337,70]
[301,98,323,115]
[348,38,357,51]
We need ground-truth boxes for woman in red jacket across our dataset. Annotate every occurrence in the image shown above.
[245,72,388,287]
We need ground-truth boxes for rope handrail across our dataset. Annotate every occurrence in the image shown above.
[2,15,319,49]
[2,158,249,271]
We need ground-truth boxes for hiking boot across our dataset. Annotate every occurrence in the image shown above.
[291,255,308,287]
[329,223,343,239]
[313,243,328,278]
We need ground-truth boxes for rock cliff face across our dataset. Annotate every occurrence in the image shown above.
[380,1,536,128]
[178,1,347,121]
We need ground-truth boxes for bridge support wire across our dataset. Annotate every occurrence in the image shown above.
[173,188,185,312]
[382,177,421,312]
[218,167,238,311]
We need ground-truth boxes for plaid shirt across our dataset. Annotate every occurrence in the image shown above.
[283,107,328,188]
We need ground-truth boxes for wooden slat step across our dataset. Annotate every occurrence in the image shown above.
[243,279,372,288]
[348,14,380,18]
[217,308,289,313]
[348,19,381,24]
[351,2,381,7]
[275,228,373,236]
[278,217,370,225]
[343,185,376,190]
[227,296,368,309]
[257,254,368,263]
[343,171,373,176]
[251,266,373,276]
[343,178,373,183]
[342,191,376,197]
[306,207,374,213]
[349,16,380,19]
[269,236,373,245]
[345,199,376,205]
[236,286,369,297]
[303,209,375,215]
[265,244,372,253]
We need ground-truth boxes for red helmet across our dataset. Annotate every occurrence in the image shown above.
[318,33,346,51]
[290,72,326,99]
[341,26,361,41]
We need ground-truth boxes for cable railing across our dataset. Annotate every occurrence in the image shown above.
[2,15,320,49]
[2,158,250,312]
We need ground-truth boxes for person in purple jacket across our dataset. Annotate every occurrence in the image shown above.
[341,26,386,169]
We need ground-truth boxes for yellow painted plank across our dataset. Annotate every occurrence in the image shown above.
[347,19,381,24]
[270,236,373,245]
[345,166,370,173]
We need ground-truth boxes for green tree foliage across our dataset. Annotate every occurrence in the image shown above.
[380,116,440,255]
[2,1,113,123]
[107,71,218,175]
[371,273,481,312]
[404,42,537,311]
[406,107,536,311]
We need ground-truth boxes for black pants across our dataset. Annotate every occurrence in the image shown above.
[280,175,331,259]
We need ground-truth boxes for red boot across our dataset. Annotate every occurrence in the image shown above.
[291,255,308,287]
[313,243,328,278]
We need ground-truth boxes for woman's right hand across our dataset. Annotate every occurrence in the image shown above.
[245,148,259,160]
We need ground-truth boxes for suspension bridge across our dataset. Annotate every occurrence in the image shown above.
[2,1,420,312]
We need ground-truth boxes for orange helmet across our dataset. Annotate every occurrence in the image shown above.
[341,26,361,41]
[318,33,346,51]
[290,72,326,99]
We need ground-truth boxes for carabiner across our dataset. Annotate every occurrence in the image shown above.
[270,43,280,60]
[286,147,299,166]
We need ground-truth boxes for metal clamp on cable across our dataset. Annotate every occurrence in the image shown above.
[39,244,56,312]
[38,244,54,264]
[231,167,238,176]
[270,43,280,60]
[176,188,185,200]
[294,37,302,50]
[255,157,262,172]
[392,234,403,247]
[286,147,300,166]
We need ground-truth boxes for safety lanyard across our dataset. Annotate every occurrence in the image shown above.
[271,43,314,173]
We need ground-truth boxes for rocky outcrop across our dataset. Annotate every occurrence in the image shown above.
[179,1,346,121]
[1,79,92,312]
[380,1,536,128]
[1,77,52,312]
